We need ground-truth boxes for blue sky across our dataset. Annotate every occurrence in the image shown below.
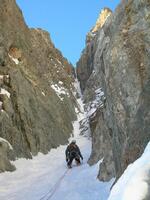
[16,0,120,66]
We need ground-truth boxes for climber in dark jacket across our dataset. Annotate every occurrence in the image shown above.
[65,140,83,168]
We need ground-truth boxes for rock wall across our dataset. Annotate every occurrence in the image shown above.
[76,8,112,93]
[0,137,15,172]
[77,0,150,180]
[0,0,77,171]
[91,8,112,33]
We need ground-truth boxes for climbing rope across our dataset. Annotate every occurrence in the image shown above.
[39,169,69,200]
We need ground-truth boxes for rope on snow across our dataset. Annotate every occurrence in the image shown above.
[39,169,69,200]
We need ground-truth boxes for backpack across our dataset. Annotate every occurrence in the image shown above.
[68,144,78,158]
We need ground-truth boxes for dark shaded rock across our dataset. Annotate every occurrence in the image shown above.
[0,0,77,171]
[76,37,96,92]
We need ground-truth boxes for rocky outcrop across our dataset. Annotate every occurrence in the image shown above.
[76,8,112,92]
[77,0,150,181]
[76,36,96,92]
[0,137,15,172]
[0,0,77,171]
[91,8,112,33]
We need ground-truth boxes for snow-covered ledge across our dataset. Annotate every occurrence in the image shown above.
[0,88,11,98]
[108,142,150,200]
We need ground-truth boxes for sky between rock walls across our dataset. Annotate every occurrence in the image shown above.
[16,0,120,66]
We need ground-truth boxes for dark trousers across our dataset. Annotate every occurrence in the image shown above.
[67,153,80,166]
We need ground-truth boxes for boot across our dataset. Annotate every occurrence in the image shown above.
[67,164,72,169]
[75,159,81,166]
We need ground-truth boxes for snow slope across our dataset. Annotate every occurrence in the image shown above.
[108,142,150,200]
[0,79,113,200]
[0,77,149,200]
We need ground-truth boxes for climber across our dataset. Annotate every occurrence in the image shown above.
[65,140,83,168]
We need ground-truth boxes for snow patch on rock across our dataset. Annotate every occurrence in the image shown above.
[8,54,19,65]
[41,91,46,96]
[0,75,4,80]
[0,75,9,81]
[0,137,13,150]
[51,83,69,101]
[0,88,10,98]
[86,88,106,117]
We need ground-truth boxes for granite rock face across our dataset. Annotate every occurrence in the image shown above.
[0,0,77,171]
[77,0,150,182]
[76,8,112,92]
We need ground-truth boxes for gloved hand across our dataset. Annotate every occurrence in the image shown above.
[66,158,68,162]
[81,156,83,160]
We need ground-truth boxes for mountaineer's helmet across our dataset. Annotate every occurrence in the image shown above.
[71,140,76,144]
